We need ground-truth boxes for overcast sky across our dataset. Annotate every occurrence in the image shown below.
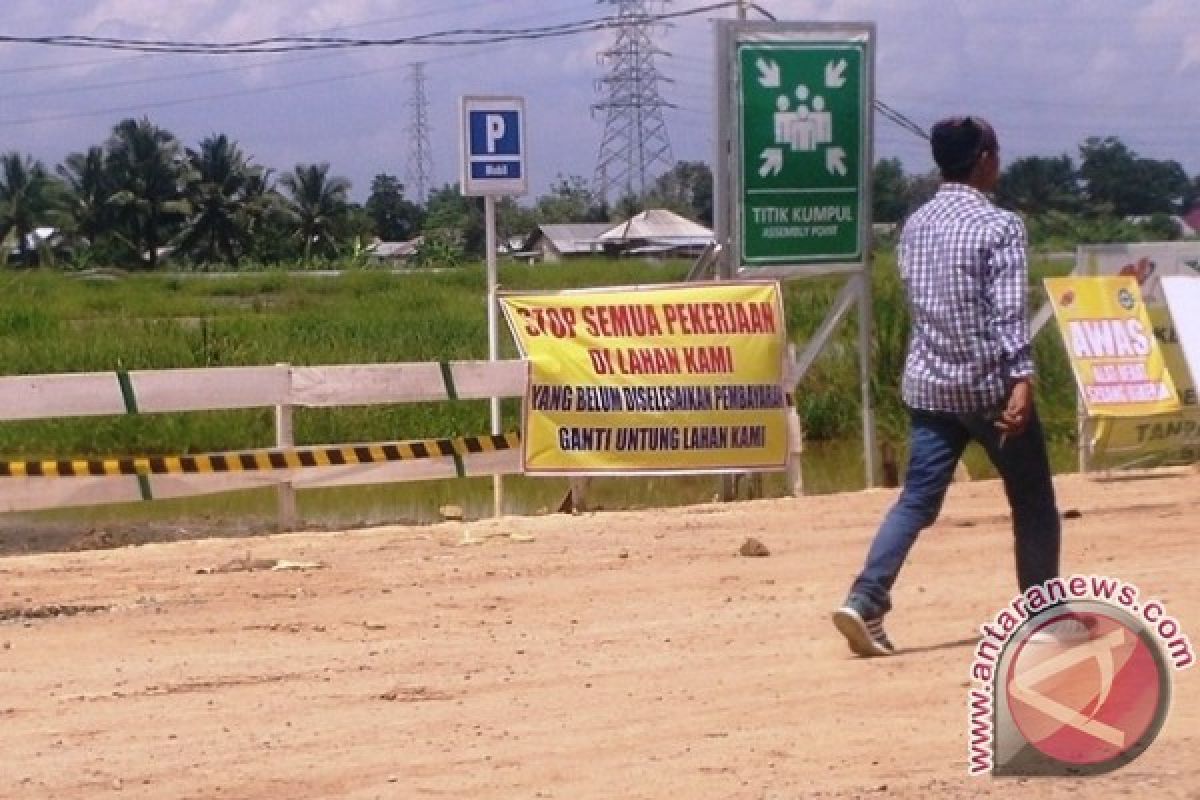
[3,0,1200,204]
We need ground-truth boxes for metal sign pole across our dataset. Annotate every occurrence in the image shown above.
[715,26,735,283]
[485,194,503,516]
[859,34,878,489]
[714,26,735,500]
[858,271,878,487]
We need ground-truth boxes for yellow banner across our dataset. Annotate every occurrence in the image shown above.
[500,282,788,474]
[1073,245,1200,468]
[1086,306,1200,467]
[1045,276,1179,417]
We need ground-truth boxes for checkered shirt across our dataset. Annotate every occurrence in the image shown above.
[898,182,1035,413]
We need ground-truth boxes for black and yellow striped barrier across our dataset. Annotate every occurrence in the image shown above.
[0,432,521,480]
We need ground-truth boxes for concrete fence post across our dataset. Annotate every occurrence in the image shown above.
[274,362,298,531]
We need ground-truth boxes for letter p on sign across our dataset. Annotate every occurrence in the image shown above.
[486,114,506,154]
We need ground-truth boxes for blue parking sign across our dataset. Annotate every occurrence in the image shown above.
[469,111,520,156]
[461,96,527,196]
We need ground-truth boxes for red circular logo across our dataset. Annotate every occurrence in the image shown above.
[1005,606,1168,770]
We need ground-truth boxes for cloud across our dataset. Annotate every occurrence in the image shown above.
[5,0,1200,199]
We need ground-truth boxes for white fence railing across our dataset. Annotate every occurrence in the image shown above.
[0,360,528,521]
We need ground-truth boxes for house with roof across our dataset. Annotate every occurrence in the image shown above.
[1124,214,1195,238]
[596,209,714,259]
[520,223,612,263]
[4,226,66,266]
[367,236,423,266]
[1181,208,1200,238]
[519,210,716,263]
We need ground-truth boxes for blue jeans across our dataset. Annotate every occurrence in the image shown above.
[849,407,1061,617]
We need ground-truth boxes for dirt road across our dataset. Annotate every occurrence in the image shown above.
[2,470,1197,799]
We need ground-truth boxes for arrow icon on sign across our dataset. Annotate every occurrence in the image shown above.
[756,58,781,88]
[825,59,847,88]
[759,147,784,178]
[826,147,847,177]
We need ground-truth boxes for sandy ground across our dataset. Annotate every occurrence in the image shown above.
[1,470,1197,800]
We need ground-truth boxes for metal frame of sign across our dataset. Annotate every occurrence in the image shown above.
[715,20,878,486]
[717,21,874,277]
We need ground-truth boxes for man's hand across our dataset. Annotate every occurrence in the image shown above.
[997,378,1034,437]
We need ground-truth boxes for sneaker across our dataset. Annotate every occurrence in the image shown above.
[832,598,896,657]
[1028,613,1097,645]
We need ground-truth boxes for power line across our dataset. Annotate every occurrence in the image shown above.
[0,63,401,128]
[0,3,742,54]
[748,3,777,21]
[0,39,534,129]
[0,50,348,102]
[0,53,149,76]
[0,0,571,77]
[874,99,928,141]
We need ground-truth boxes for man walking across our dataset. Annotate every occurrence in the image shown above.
[832,116,1061,657]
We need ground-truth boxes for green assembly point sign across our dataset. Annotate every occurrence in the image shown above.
[737,41,866,266]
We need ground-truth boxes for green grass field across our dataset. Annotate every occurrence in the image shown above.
[0,253,1085,539]
[0,254,1078,459]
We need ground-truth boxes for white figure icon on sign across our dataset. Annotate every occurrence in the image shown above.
[811,95,833,145]
[790,85,815,150]
[771,84,827,154]
[758,65,849,179]
[773,95,794,144]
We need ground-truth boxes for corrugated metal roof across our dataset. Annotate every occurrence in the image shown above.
[538,223,612,242]
[598,209,713,242]
[369,237,422,258]
[526,224,611,254]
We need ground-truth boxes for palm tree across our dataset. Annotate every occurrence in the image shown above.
[237,164,283,262]
[175,133,265,265]
[239,166,294,263]
[57,146,112,249]
[104,117,189,268]
[279,162,351,263]
[0,152,62,266]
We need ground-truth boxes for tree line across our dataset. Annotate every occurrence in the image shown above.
[0,116,714,270]
[2,114,1194,270]
[873,136,1199,246]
